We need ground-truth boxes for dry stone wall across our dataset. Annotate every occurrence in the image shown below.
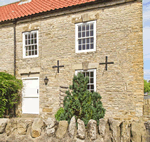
[0,117,150,142]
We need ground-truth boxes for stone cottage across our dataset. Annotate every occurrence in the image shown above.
[0,0,143,120]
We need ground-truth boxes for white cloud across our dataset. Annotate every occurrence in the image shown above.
[143,4,150,23]
[143,0,150,4]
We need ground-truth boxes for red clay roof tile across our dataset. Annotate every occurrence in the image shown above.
[0,0,96,22]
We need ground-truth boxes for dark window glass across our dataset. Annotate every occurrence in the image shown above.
[78,26,81,31]
[82,25,85,31]
[79,45,81,50]
[86,25,89,30]
[82,32,85,37]
[78,32,81,38]
[90,24,93,30]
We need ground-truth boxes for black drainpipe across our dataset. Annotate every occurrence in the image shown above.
[13,20,17,117]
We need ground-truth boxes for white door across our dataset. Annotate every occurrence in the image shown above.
[22,78,39,114]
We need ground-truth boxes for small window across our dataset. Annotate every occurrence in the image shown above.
[75,69,96,92]
[75,21,96,53]
[23,31,38,58]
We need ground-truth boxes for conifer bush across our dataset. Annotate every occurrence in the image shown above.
[55,72,105,126]
[0,72,23,118]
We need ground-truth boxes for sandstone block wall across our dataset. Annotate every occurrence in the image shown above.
[0,24,14,75]
[143,99,150,118]
[0,0,143,120]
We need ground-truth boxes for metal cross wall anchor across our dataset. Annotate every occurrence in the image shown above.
[52,60,64,73]
[99,56,114,71]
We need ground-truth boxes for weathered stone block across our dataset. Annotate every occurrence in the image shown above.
[56,121,68,139]
[31,118,44,138]
[69,116,76,138]
[87,119,97,140]
[43,108,53,113]
[0,119,8,134]
[77,119,85,140]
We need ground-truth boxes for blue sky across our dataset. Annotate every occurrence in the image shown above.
[143,0,150,80]
[0,0,150,79]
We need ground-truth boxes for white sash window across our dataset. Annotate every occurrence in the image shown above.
[75,21,96,53]
[23,30,38,58]
[75,69,96,92]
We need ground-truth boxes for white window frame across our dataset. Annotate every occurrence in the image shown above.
[75,21,96,53]
[23,30,39,58]
[75,69,96,92]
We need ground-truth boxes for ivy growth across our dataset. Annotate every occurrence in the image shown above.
[0,72,23,118]
[55,72,105,126]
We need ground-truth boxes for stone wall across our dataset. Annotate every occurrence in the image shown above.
[0,117,150,142]
[0,24,14,75]
[0,0,143,120]
[143,99,150,119]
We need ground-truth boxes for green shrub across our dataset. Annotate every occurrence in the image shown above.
[144,80,150,93]
[55,107,65,121]
[0,72,23,117]
[55,73,105,126]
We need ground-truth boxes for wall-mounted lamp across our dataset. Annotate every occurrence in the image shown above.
[44,76,49,85]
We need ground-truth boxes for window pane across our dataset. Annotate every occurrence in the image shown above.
[87,38,89,43]
[26,50,28,56]
[90,44,94,49]
[90,24,93,30]
[28,34,30,39]
[78,32,81,38]
[90,38,94,43]
[32,51,34,55]
[86,24,89,30]
[31,33,34,38]
[29,46,31,50]
[35,50,37,55]
[91,85,94,89]
[32,46,34,50]
[83,45,85,50]
[83,39,85,44]
[25,40,27,45]
[90,72,93,77]
[25,34,27,40]
[82,32,85,37]
[79,39,81,44]
[79,45,81,50]
[90,31,93,36]
[86,31,89,37]
[28,40,30,44]
[86,72,89,76]
[34,33,37,38]
[82,25,85,31]
[29,51,31,55]
[26,46,28,51]
[86,44,89,49]
[35,45,37,50]
[83,72,85,77]
[78,26,81,32]
[31,39,33,44]
[90,78,94,83]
